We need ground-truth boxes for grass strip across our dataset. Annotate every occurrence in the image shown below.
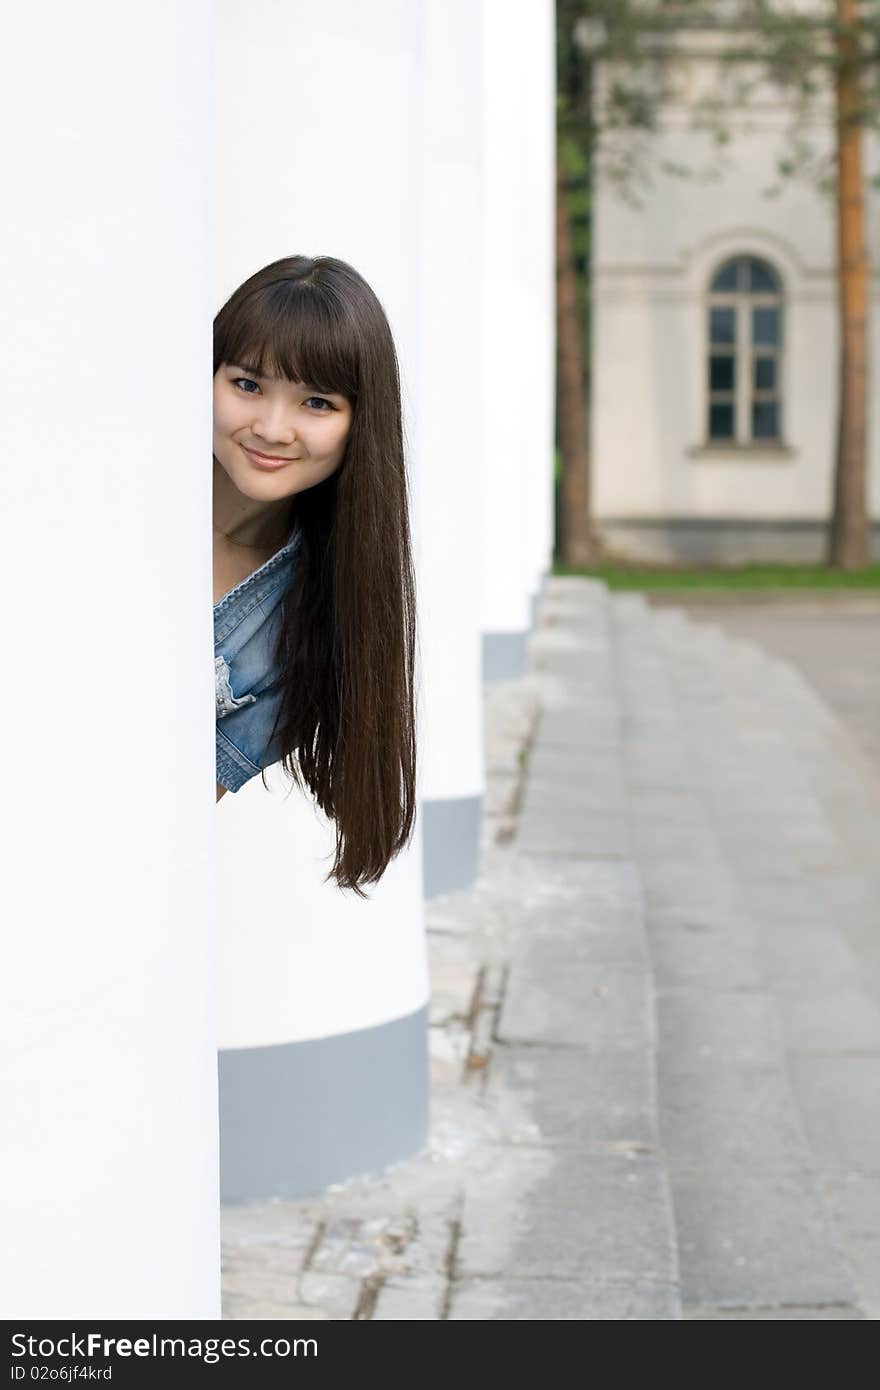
[553,562,880,591]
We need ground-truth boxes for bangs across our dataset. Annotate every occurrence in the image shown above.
[219,279,359,400]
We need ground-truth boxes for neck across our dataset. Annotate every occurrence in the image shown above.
[213,522,290,551]
[212,455,293,549]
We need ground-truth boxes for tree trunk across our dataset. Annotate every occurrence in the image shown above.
[556,155,597,567]
[828,0,871,568]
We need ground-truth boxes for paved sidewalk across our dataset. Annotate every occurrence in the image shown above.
[647,594,880,774]
[221,578,880,1320]
[222,580,679,1320]
[615,595,879,1319]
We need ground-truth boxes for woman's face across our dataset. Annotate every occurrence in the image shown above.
[213,360,353,503]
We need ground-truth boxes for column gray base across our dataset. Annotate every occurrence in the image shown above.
[483,629,528,681]
[422,793,482,898]
[219,1004,429,1203]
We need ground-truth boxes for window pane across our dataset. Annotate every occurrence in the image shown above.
[710,305,736,344]
[710,258,739,292]
[710,354,735,390]
[754,356,776,390]
[709,402,735,439]
[752,306,779,345]
[752,401,779,438]
[747,257,780,293]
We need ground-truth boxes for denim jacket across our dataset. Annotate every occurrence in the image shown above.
[214,520,302,792]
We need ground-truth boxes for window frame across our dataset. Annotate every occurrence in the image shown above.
[703,254,786,451]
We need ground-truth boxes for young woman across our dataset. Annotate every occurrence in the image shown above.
[212,255,417,897]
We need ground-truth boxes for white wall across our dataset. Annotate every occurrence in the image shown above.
[0,0,219,1318]
[592,34,880,522]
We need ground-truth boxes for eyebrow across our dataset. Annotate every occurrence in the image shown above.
[230,362,275,380]
[229,362,338,395]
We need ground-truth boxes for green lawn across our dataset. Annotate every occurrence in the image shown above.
[553,561,880,590]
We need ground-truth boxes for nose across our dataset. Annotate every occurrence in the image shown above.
[250,400,298,447]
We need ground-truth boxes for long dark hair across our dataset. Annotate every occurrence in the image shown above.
[213,255,417,897]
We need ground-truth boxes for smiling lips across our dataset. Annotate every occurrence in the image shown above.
[241,444,300,468]
[244,445,295,461]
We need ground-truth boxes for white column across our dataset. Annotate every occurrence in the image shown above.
[416,0,486,895]
[480,0,557,678]
[521,0,558,618]
[215,0,429,1200]
[0,2,219,1317]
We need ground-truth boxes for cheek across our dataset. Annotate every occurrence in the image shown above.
[213,391,241,436]
[310,420,348,463]
[333,417,353,456]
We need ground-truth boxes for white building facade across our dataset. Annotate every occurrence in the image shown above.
[591,21,880,563]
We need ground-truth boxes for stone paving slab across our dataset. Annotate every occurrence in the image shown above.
[514,805,632,858]
[448,1277,681,1320]
[672,1167,858,1307]
[520,777,627,814]
[638,864,747,922]
[629,804,727,852]
[504,915,649,972]
[776,989,880,1053]
[487,857,649,971]
[819,1173,880,1321]
[498,961,654,1049]
[646,917,767,992]
[722,832,850,879]
[657,989,787,1071]
[457,1150,677,1285]
[622,746,703,791]
[684,1303,864,1320]
[371,1278,447,1320]
[753,919,863,993]
[787,1055,880,1172]
[485,1045,657,1149]
[526,745,623,786]
[659,1067,816,1172]
[533,707,621,749]
[222,1238,322,1322]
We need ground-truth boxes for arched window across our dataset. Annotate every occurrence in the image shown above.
[706,255,783,445]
